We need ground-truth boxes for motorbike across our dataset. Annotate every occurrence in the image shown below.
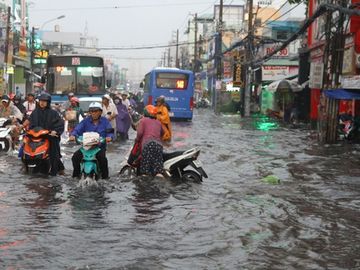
[75,132,104,188]
[0,117,14,152]
[22,127,51,174]
[195,98,210,108]
[338,114,357,140]
[119,146,208,183]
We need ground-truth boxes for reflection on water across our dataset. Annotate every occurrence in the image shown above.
[130,177,171,224]
[0,111,360,269]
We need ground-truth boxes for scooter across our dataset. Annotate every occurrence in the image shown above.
[119,146,208,183]
[22,127,51,174]
[0,117,14,152]
[338,114,356,140]
[75,132,104,188]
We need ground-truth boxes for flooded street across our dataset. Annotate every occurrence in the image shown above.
[1,109,360,269]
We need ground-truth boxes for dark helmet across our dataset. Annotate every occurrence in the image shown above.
[156,95,165,104]
[13,95,21,101]
[1,95,10,103]
[144,105,157,118]
[38,93,51,103]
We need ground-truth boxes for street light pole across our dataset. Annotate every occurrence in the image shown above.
[40,15,65,30]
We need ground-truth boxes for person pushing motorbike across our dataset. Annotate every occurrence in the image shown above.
[69,102,113,179]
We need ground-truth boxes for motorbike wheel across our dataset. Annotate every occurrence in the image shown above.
[0,138,10,152]
[119,165,136,179]
[181,170,202,183]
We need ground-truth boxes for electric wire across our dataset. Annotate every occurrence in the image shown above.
[30,2,214,12]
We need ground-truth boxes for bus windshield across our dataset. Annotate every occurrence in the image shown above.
[156,72,188,90]
[46,56,106,96]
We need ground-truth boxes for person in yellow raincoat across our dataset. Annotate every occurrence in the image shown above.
[155,96,172,142]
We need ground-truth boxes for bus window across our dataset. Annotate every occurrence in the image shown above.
[156,72,188,90]
[49,66,76,94]
[76,67,104,94]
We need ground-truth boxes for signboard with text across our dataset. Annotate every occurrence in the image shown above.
[261,66,298,81]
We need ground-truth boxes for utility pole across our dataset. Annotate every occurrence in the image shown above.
[4,6,11,93]
[244,0,253,117]
[214,0,223,111]
[167,47,171,67]
[30,27,35,73]
[193,13,198,72]
[176,29,179,68]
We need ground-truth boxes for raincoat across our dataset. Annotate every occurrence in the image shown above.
[115,102,131,139]
[29,103,65,176]
[156,104,172,141]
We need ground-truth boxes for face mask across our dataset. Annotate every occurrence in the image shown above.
[114,99,120,104]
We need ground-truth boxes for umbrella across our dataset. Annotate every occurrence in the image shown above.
[267,79,303,93]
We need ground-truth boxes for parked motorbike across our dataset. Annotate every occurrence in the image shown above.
[75,132,104,188]
[22,127,51,174]
[338,114,357,140]
[195,98,210,108]
[119,146,208,183]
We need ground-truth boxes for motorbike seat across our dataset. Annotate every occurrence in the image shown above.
[163,151,184,162]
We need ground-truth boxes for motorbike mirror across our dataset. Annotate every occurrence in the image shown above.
[139,82,144,88]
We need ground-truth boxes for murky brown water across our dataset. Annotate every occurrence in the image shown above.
[1,110,360,269]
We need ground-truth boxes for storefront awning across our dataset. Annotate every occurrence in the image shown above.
[323,89,360,100]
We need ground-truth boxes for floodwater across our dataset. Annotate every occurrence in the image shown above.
[1,109,360,269]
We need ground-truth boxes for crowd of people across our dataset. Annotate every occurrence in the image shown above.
[0,91,173,179]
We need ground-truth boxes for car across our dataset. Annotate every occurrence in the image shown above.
[79,96,103,115]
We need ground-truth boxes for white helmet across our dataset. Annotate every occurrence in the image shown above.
[88,102,102,111]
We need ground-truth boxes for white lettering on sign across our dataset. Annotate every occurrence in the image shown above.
[165,96,178,102]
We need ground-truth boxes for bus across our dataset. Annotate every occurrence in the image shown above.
[142,68,195,120]
[45,55,108,103]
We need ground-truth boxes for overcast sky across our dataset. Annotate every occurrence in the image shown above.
[29,0,305,82]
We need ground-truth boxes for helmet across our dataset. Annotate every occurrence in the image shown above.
[88,102,102,111]
[70,96,80,103]
[38,93,51,103]
[68,92,75,97]
[102,94,111,100]
[14,95,21,101]
[1,95,9,103]
[144,105,157,117]
[156,95,165,104]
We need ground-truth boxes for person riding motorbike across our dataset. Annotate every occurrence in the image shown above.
[64,96,84,133]
[134,104,164,177]
[0,95,24,143]
[155,95,172,142]
[69,102,113,179]
[0,95,23,123]
[23,93,36,119]
[24,93,65,176]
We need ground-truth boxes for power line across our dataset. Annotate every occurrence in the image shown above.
[30,2,214,12]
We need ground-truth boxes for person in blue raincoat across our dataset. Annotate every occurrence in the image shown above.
[69,102,113,179]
